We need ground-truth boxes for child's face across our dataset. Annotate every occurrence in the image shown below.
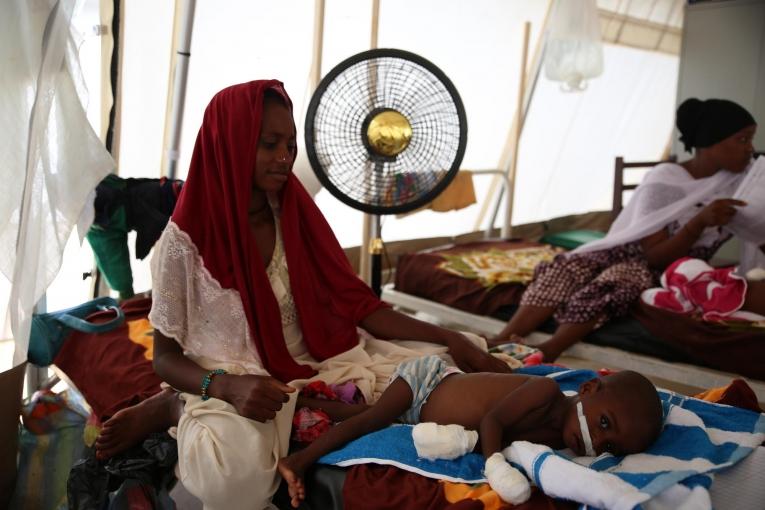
[562,381,651,457]
[253,100,297,192]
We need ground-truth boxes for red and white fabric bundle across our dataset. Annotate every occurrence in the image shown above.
[641,257,762,321]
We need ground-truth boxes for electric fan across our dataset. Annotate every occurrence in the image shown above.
[305,48,467,295]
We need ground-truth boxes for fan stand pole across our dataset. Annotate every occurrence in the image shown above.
[369,215,383,297]
[359,0,381,287]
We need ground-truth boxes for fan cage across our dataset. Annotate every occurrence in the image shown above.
[305,48,467,215]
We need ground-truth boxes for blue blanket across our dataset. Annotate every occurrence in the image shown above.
[317,366,765,509]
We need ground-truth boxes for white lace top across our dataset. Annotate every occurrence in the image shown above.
[149,204,309,376]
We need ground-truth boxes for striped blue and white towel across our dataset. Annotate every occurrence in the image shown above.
[318,366,765,509]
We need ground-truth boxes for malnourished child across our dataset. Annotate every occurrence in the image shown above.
[279,355,663,507]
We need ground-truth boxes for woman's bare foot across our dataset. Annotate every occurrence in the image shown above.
[95,388,182,460]
[278,456,307,508]
[535,342,563,362]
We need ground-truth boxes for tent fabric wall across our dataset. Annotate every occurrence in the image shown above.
[1,0,114,366]
[598,0,683,55]
[114,0,677,251]
[0,0,685,351]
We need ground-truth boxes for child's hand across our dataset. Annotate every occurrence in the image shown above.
[691,198,746,229]
[218,374,295,422]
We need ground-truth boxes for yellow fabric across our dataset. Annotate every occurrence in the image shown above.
[442,480,505,509]
[438,246,563,287]
[127,318,154,360]
[428,171,476,212]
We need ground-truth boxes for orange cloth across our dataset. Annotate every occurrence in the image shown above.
[694,379,762,413]
[429,171,476,212]
[127,318,154,360]
[442,482,578,509]
[443,481,505,509]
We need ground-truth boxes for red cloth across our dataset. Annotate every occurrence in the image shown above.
[53,297,162,422]
[694,379,763,413]
[641,257,746,320]
[343,464,449,510]
[171,80,385,382]
[342,464,577,510]
[292,407,332,443]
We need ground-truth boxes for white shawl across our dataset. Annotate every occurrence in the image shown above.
[573,162,741,253]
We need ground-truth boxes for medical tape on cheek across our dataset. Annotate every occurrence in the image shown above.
[577,401,597,456]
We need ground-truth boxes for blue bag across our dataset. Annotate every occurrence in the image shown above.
[28,296,125,366]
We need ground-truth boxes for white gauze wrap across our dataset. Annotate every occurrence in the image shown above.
[412,422,478,460]
[577,401,597,457]
[484,452,531,505]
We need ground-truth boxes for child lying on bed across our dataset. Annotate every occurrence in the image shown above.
[278,356,663,507]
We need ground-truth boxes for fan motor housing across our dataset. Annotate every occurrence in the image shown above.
[362,107,413,161]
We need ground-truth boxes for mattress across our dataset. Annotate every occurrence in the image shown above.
[170,447,765,509]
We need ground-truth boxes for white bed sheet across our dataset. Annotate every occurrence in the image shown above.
[710,445,765,509]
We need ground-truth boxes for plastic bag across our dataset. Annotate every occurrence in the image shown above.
[67,432,177,510]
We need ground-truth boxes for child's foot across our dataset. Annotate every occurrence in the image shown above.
[95,388,181,460]
[278,456,307,508]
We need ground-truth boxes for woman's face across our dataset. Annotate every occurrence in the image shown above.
[707,124,757,173]
[253,99,297,192]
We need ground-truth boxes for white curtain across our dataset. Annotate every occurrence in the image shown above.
[0,0,114,366]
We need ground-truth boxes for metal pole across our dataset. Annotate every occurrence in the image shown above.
[360,0,381,283]
[165,0,196,179]
[502,21,531,238]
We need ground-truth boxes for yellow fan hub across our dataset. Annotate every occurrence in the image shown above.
[366,110,412,157]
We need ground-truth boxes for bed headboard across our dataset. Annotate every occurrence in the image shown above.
[612,156,677,220]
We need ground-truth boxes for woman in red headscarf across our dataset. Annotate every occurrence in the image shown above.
[95,80,508,507]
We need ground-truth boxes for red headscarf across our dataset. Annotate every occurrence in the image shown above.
[172,80,386,382]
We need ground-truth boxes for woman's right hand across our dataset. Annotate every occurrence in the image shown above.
[690,198,747,230]
[214,374,296,422]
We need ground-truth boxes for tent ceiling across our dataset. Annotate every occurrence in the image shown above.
[597,0,684,54]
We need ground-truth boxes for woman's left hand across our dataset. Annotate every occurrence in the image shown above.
[447,334,511,373]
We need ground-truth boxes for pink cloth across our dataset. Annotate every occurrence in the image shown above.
[641,257,747,321]
[292,381,365,443]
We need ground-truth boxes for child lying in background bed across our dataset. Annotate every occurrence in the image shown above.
[278,355,663,507]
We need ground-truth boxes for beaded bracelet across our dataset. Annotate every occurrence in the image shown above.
[201,368,227,401]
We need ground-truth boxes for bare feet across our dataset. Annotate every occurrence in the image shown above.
[278,456,306,508]
[95,388,182,460]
